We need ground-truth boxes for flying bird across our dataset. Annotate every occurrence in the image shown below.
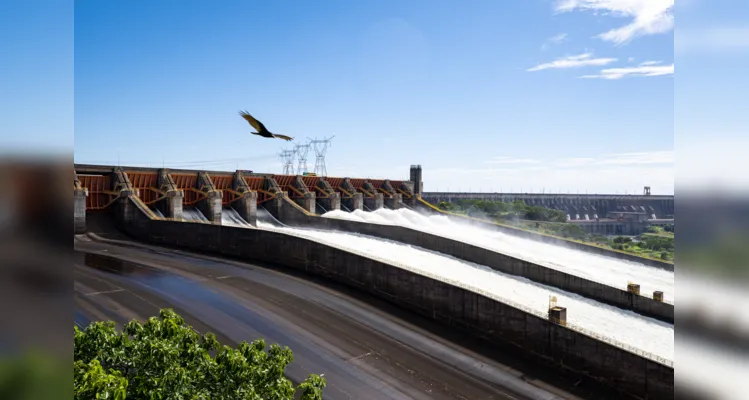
[238,111,294,141]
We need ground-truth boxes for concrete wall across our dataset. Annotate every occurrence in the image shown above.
[414,202,674,271]
[268,201,673,323]
[113,195,673,399]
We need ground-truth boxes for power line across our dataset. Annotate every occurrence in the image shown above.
[278,149,296,175]
[293,142,311,175]
[308,136,334,177]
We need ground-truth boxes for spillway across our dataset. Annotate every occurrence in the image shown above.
[182,207,209,222]
[221,207,252,227]
[323,208,675,303]
[254,220,674,362]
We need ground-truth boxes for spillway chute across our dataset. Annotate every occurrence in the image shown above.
[255,215,674,362]
[321,207,674,303]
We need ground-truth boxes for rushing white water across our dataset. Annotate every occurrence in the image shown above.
[221,207,252,227]
[182,208,209,222]
[323,209,392,225]
[323,208,675,303]
[254,220,673,361]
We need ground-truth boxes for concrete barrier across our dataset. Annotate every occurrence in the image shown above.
[111,195,672,399]
[266,197,674,323]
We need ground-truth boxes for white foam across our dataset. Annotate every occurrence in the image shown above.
[364,208,675,303]
[182,208,208,222]
[256,220,674,362]
[221,208,252,227]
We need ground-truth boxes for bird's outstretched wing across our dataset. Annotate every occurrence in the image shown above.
[273,134,294,141]
[238,110,267,132]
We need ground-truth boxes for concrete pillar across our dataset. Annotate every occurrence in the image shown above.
[315,179,341,213]
[198,190,222,224]
[300,192,316,214]
[385,193,403,209]
[112,189,136,225]
[263,191,285,221]
[74,187,87,234]
[364,193,384,211]
[197,172,222,224]
[156,169,183,220]
[363,181,384,211]
[232,191,257,226]
[317,193,340,213]
[231,171,257,226]
[342,192,363,211]
[627,283,641,295]
[339,178,363,211]
[549,307,567,326]
[262,176,307,222]
[161,190,184,220]
[291,176,315,214]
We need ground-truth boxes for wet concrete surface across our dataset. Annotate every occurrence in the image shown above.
[74,216,626,399]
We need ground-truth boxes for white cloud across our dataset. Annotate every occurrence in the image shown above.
[556,0,674,45]
[486,157,540,165]
[527,52,617,72]
[541,33,569,50]
[580,61,673,79]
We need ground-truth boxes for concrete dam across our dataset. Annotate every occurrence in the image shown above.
[422,191,675,220]
[74,163,674,399]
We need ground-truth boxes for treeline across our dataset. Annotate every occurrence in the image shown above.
[437,199,567,223]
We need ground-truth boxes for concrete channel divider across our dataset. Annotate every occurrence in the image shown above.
[263,197,674,324]
[112,194,672,399]
[415,198,675,271]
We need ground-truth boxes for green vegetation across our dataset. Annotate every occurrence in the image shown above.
[643,225,674,238]
[436,200,675,262]
[438,199,567,223]
[74,309,326,400]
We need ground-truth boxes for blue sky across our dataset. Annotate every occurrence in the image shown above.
[4,1,683,194]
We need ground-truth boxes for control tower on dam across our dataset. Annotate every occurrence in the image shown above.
[422,191,674,220]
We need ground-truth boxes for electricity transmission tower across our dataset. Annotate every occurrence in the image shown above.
[308,136,335,177]
[278,149,296,175]
[294,142,311,175]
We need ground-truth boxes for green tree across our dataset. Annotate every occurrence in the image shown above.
[73,309,326,400]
